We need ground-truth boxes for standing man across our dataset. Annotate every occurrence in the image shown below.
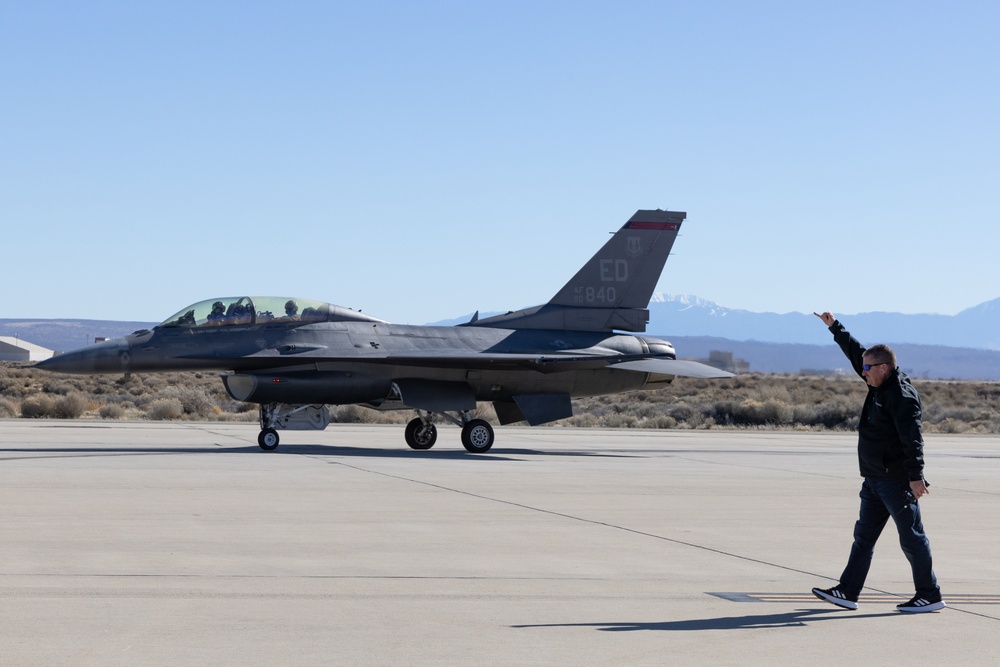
[811,312,945,612]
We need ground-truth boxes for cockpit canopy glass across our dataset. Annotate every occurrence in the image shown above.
[158,297,339,329]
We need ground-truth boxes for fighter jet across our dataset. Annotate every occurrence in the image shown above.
[37,209,732,452]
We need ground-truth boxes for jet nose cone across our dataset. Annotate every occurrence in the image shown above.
[35,339,131,375]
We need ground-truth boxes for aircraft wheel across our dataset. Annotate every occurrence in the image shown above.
[461,419,494,453]
[404,418,437,450]
[258,428,280,451]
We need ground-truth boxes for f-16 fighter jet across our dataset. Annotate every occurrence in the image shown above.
[37,210,732,452]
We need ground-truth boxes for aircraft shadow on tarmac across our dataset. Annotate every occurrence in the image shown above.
[0,444,638,463]
[274,444,640,461]
[513,609,900,632]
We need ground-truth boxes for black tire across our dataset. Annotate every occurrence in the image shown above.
[258,428,279,451]
[404,418,437,450]
[461,419,494,453]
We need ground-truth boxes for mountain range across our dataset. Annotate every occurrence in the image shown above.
[645,295,1000,351]
[644,295,1000,380]
[3,295,1000,380]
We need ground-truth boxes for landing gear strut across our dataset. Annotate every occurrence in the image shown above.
[255,403,331,451]
[258,404,281,450]
[403,410,495,453]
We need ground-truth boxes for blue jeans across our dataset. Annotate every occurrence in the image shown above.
[838,477,940,600]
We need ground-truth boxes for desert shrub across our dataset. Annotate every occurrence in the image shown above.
[0,380,27,399]
[589,404,610,418]
[677,411,707,428]
[141,376,172,393]
[155,386,215,418]
[564,413,600,427]
[329,405,412,424]
[0,398,17,417]
[641,415,677,429]
[5,363,1000,433]
[219,410,258,423]
[753,383,792,403]
[89,378,119,396]
[221,400,257,414]
[631,402,662,420]
[331,404,378,423]
[146,398,184,420]
[603,413,639,428]
[667,402,694,422]
[935,418,968,434]
[924,404,989,425]
[792,398,858,429]
[53,393,88,419]
[711,398,794,426]
[473,403,498,424]
[20,395,57,418]
[42,381,78,396]
[761,399,794,424]
[976,387,1000,402]
[99,404,125,419]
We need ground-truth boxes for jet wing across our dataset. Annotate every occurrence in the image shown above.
[176,351,733,377]
[384,351,612,371]
[186,350,617,372]
[383,352,735,378]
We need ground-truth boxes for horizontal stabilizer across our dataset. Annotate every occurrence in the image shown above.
[468,304,649,332]
[612,359,734,379]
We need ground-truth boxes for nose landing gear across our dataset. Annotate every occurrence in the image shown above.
[258,427,280,450]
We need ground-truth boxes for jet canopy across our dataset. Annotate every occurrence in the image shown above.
[157,297,385,329]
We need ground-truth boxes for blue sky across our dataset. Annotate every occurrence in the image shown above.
[3,1,998,325]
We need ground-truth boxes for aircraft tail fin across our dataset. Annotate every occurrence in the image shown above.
[549,209,684,310]
[470,210,685,332]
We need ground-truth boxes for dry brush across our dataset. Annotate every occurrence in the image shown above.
[2,363,998,434]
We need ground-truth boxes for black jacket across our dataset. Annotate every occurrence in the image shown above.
[829,320,926,480]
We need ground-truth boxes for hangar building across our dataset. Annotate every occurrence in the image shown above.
[0,337,55,362]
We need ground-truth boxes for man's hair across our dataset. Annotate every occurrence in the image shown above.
[865,344,897,368]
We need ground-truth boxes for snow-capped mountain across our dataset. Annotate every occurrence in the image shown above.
[648,295,1000,351]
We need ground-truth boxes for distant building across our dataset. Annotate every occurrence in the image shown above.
[0,336,55,362]
[700,350,751,374]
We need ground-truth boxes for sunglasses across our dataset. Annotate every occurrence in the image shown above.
[862,362,887,372]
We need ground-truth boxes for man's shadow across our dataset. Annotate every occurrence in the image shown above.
[514,608,899,631]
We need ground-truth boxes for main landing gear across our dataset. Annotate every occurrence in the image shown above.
[254,403,496,453]
[404,418,437,450]
[460,419,495,453]
[405,410,495,453]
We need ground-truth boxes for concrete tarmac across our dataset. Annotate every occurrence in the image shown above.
[1,420,998,666]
